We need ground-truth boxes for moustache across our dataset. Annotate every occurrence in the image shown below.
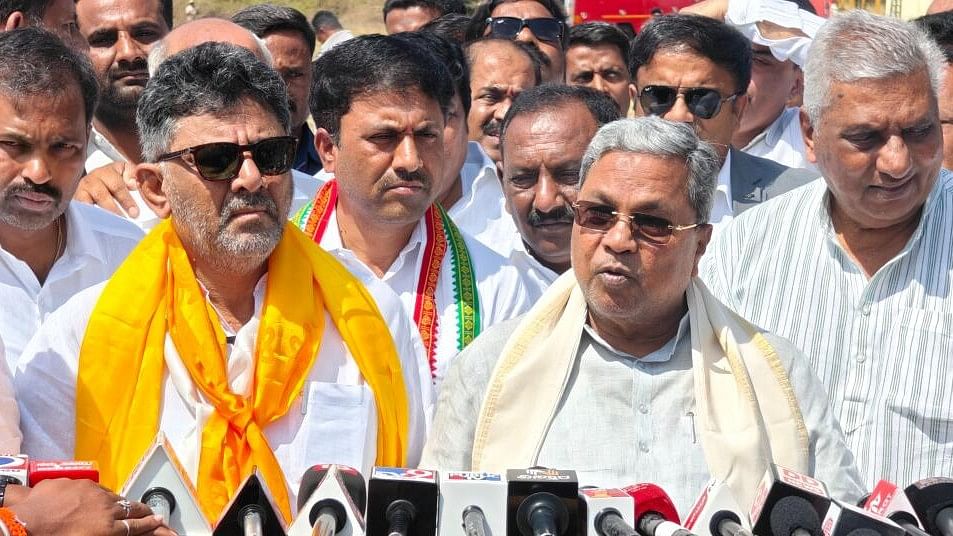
[482,119,502,138]
[380,169,432,190]
[107,58,149,81]
[221,190,279,221]
[4,181,62,203]
[527,205,573,227]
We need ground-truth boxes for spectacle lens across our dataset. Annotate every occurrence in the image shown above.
[638,85,736,120]
[572,201,699,245]
[159,136,297,182]
[487,16,564,43]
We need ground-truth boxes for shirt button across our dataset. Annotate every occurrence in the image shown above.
[639,441,649,453]
[856,353,867,363]
[860,303,871,316]
[639,404,649,414]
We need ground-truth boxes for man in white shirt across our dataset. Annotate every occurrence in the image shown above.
[702,11,953,488]
[423,116,864,515]
[0,28,142,370]
[312,10,353,56]
[77,17,321,228]
[629,14,816,231]
[498,84,620,293]
[296,35,533,391]
[17,42,426,525]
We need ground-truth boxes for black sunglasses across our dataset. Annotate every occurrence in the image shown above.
[486,16,564,44]
[638,85,741,120]
[572,200,702,245]
[157,136,297,182]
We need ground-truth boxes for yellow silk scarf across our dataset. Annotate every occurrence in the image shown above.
[75,220,409,523]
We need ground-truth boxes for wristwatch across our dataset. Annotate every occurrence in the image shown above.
[0,476,21,508]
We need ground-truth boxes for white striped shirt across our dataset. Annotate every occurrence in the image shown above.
[701,171,953,488]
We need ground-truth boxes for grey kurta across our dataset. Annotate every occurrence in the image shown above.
[420,313,866,515]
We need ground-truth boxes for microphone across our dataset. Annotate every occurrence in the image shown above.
[682,480,753,536]
[579,488,637,536]
[506,468,578,536]
[0,455,28,486]
[904,478,953,536]
[823,499,905,536]
[437,471,506,536]
[289,464,367,536]
[120,435,211,534]
[748,464,830,536]
[863,480,929,536]
[622,483,696,536]
[27,460,99,486]
[365,467,439,536]
[212,469,287,535]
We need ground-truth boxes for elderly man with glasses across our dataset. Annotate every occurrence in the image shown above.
[630,14,817,232]
[466,0,568,82]
[16,42,428,526]
[421,116,864,516]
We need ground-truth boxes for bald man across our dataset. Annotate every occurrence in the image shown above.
[74,17,319,225]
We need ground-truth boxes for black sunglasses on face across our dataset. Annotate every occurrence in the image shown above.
[638,85,741,120]
[486,16,564,44]
[157,136,297,182]
[571,200,702,245]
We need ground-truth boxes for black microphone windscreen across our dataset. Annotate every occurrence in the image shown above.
[770,496,822,536]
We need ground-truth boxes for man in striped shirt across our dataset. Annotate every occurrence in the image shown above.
[703,10,953,488]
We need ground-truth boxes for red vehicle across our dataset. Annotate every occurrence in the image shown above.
[565,0,702,35]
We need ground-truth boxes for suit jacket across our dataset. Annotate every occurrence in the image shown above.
[730,148,819,214]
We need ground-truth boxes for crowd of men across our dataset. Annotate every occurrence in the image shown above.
[0,0,951,533]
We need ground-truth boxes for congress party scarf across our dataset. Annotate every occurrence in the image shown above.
[75,220,410,523]
[294,179,481,377]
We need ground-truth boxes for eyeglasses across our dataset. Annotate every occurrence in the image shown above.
[485,16,564,44]
[638,85,741,120]
[157,136,297,182]
[571,200,702,245]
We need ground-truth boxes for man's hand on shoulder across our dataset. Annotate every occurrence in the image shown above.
[8,478,176,536]
[74,162,140,218]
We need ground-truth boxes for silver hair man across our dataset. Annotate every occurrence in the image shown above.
[803,9,945,127]
[579,116,721,223]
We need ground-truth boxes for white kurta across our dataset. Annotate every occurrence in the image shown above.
[16,272,428,509]
[0,202,142,370]
[317,206,534,392]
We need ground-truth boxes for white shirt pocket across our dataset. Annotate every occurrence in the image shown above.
[293,382,373,478]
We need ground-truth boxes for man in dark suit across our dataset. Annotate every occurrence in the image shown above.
[629,14,816,226]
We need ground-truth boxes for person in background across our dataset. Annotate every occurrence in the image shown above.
[565,22,633,116]
[917,11,953,171]
[0,0,85,48]
[466,0,568,82]
[312,9,353,56]
[383,0,465,34]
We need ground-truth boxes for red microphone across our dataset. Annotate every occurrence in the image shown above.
[622,483,698,536]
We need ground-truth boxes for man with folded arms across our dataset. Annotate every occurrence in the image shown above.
[296,35,532,390]
[17,42,426,525]
[422,116,864,514]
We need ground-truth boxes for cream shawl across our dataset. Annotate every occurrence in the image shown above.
[471,272,810,510]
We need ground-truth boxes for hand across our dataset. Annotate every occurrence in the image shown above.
[74,162,140,218]
[8,479,176,536]
[679,0,729,20]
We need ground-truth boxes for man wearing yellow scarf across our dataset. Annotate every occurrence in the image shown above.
[421,117,865,515]
[16,42,427,525]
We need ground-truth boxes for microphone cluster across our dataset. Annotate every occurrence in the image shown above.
[20,435,953,536]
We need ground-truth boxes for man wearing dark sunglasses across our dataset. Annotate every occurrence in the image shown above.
[17,42,429,522]
[630,14,816,229]
[466,0,568,82]
[422,116,864,513]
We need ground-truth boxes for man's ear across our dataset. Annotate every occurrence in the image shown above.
[495,159,504,185]
[314,128,338,173]
[628,83,637,116]
[800,108,818,164]
[3,12,25,31]
[787,68,804,107]
[691,223,714,278]
[135,163,172,218]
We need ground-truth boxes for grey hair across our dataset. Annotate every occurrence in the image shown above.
[137,42,290,162]
[804,10,945,127]
[147,31,274,76]
[579,117,720,223]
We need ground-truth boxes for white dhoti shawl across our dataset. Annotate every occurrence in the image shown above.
[471,272,810,510]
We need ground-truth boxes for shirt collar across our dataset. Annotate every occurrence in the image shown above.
[716,150,733,202]
[583,311,690,364]
[459,141,497,201]
[63,203,106,264]
[87,125,126,163]
[321,198,428,274]
[744,107,799,151]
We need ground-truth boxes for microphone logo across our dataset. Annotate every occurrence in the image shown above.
[446,472,502,481]
[372,468,436,482]
[778,466,826,496]
[516,468,572,481]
